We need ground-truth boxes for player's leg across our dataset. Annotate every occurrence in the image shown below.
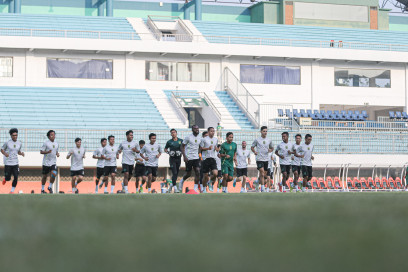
[242,172,248,193]
[9,165,19,193]
[209,167,217,192]
[4,166,12,190]
[293,166,299,192]
[179,161,192,192]
[47,165,57,194]
[71,174,77,193]
[41,166,50,193]
[102,167,110,194]
[192,161,200,192]
[110,172,116,194]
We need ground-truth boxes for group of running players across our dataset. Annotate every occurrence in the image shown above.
[0,126,314,194]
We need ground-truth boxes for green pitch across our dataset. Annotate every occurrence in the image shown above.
[0,193,408,272]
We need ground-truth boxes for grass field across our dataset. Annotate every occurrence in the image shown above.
[1,193,408,272]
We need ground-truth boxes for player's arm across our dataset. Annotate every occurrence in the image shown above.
[247,153,251,165]
[66,149,73,159]
[83,150,86,159]
[1,143,9,157]
[18,145,25,157]
[156,146,163,158]
[56,146,60,157]
[268,142,274,153]
[140,147,148,161]
[181,140,188,162]
[164,141,170,154]
[40,143,51,154]
[251,139,258,155]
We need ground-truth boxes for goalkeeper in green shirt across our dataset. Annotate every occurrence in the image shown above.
[219,132,237,193]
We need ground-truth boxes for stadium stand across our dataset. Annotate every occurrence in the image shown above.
[0,87,167,129]
[0,14,139,40]
[214,91,253,130]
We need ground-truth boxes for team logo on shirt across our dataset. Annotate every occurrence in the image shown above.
[53,145,55,148]
[78,151,80,154]
[195,139,197,143]
[178,141,181,144]
[128,145,130,148]
[230,146,232,150]
[13,144,16,148]
[308,147,310,150]
[211,141,213,144]
[263,141,265,144]
[112,148,114,151]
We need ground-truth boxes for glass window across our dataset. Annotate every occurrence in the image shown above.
[146,61,209,82]
[0,57,13,77]
[335,68,391,88]
[240,64,300,85]
[47,58,113,79]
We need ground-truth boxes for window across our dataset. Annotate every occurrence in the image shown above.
[47,58,113,79]
[0,57,13,77]
[146,61,209,82]
[240,64,300,85]
[335,68,391,88]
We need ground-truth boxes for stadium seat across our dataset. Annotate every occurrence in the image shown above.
[396,112,402,119]
[367,177,375,189]
[374,177,381,189]
[300,109,307,117]
[347,177,356,189]
[351,114,358,121]
[357,114,365,121]
[388,178,397,189]
[362,110,368,119]
[355,110,360,115]
[395,177,404,189]
[326,177,335,189]
[360,178,369,190]
[353,177,361,189]
[402,112,408,120]
[293,109,301,118]
[333,177,343,189]
[278,109,284,117]
[318,178,327,189]
[381,177,390,189]
[310,177,319,189]
[389,111,395,119]
[306,109,312,117]
[285,109,291,117]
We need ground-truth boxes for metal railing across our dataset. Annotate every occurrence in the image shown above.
[170,92,188,125]
[146,15,193,42]
[298,119,408,131]
[146,16,162,41]
[3,128,408,154]
[201,92,221,121]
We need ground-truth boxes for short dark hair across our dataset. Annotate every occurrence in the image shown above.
[217,144,221,148]
[75,138,81,143]
[295,134,302,138]
[170,128,177,133]
[9,128,18,135]
[108,135,114,141]
[202,131,208,137]
[101,138,107,143]
[260,126,267,131]
[207,127,214,131]
[226,132,233,138]
[47,130,55,138]
[282,132,289,137]
[149,133,156,139]
[126,130,133,136]
[305,134,312,139]
[139,140,145,145]
[192,125,199,129]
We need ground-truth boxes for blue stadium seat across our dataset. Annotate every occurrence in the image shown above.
[340,110,346,118]
[306,109,312,117]
[324,113,332,120]
[285,109,291,117]
[355,110,360,115]
[348,110,353,116]
[293,109,301,118]
[278,109,284,117]
[362,110,368,119]
[333,110,340,120]
[396,111,402,119]
[358,114,365,121]
[402,112,408,120]
[300,109,307,117]
[351,114,358,121]
[389,111,395,119]
[214,91,253,129]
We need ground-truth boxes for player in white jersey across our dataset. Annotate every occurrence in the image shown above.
[275,132,294,192]
[266,152,277,192]
[66,138,86,194]
[179,125,202,193]
[94,138,107,193]
[40,130,60,194]
[134,140,147,193]
[1,128,25,194]
[200,127,219,193]
[101,135,119,194]
[251,126,274,192]
[118,130,140,194]
[215,145,222,192]
[140,133,163,193]
[291,134,303,192]
[298,134,314,192]
[234,141,251,193]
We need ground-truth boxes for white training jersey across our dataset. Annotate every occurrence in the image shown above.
[268,152,277,169]
[2,139,22,166]
[69,146,85,171]
[215,151,221,171]
[200,136,218,160]
[93,147,105,168]
[102,144,119,167]
[135,152,145,166]
[276,141,294,165]
[251,137,273,162]
[183,134,201,160]
[300,143,314,167]
[141,142,163,167]
[236,148,251,169]
[119,140,139,165]
[291,143,302,166]
[41,140,59,167]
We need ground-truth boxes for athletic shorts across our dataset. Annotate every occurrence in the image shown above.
[217,170,222,178]
[122,164,134,174]
[222,163,234,177]
[42,164,57,175]
[256,161,268,171]
[292,165,301,173]
[71,169,84,177]
[134,164,146,177]
[96,167,104,179]
[145,166,158,177]
[104,166,117,176]
[280,164,291,174]
[302,166,313,178]
[4,165,19,180]
[267,168,273,178]
[236,168,247,177]
[186,159,200,172]
[202,158,217,173]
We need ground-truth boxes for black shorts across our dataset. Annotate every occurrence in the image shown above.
[122,164,134,174]
[267,168,273,178]
[302,166,313,178]
[292,165,301,173]
[104,166,117,176]
[280,164,291,174]
[96,167,104,179]
[42,164,57,175]
[4,165,19,180]
[202,158,217,173]
[256,161,268,171]
[186,159,200,172]
[145,166,158,177]
[134,164,146,177]
[71,169,84,177]
[237,168,248,177]
[217,170,222,178]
